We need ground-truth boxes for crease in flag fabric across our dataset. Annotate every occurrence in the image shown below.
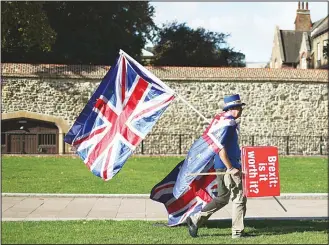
[64,50,176,181]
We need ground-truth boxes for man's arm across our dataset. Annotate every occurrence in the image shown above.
[218,148,239,174]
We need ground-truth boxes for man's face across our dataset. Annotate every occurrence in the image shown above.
[230,106,243,118]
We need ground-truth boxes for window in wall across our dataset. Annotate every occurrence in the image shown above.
[317,42,321,61]
[324,39,328,47]
[324,40,328,59]
[38,134,56,145]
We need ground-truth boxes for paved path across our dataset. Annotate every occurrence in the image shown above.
[2,193,328,222]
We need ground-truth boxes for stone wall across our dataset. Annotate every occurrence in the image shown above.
[1,64,328,155]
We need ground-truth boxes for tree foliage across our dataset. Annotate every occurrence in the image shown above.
[1,1,56,57]
[1,2,245,66]
[152,22,245,67]
[217,48,246,67]
[43,1,156,64]
[2,1,156,65]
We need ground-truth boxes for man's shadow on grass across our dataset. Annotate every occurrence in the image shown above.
[200,218,328,237]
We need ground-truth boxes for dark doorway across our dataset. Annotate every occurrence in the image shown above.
[1,118,59,154]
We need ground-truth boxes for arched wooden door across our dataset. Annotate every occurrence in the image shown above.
[1,118,59,154]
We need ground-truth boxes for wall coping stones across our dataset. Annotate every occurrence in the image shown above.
[1,63,328,82]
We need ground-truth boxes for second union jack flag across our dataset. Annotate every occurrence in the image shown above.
[64,50,175,181]
[150,159,218,226]
[173,111,237,198]
[150,112,238,226]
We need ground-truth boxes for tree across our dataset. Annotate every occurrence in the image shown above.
[2,1,157,65]
[42,1,156,65]
[1,1,56,62]
[152,22,245,67]
[217,48,246,67]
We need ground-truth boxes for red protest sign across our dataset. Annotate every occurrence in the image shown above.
[241,146,280,197]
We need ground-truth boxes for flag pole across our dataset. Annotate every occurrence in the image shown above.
[189,172,287,212]
[175,93,211,123]
[189,172,229,176]
[188,171,246,176]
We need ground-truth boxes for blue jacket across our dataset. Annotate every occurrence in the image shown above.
[214,118,241,169]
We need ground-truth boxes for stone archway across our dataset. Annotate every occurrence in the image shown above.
[1,111,70,154]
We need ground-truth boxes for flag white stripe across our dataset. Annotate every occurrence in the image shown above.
[115,55,124,111]
[131,93,174,122]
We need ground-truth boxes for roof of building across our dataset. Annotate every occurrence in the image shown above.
[1,63,327,82]
[312,17,325,30]
[280,30,305,63]
[276,12,327,65]
[311,15,329,38]
[295,32,312,63]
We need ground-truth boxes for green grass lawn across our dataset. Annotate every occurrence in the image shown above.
[1,155,328,193]
[2,219,328,244]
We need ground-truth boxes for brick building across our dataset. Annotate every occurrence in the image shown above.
[270,1,328,69]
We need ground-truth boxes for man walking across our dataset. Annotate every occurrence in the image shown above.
[186,94,249,239]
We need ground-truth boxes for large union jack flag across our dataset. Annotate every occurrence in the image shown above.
[64,50,175,180]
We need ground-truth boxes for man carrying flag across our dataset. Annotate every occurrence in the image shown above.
[150,94,249,239]
[64,50,175,180]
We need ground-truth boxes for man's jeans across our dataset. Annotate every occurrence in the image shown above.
[189,169,247,236]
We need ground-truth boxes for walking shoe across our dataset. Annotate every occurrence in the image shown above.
[186,216,198,238]
[232,232,254,239]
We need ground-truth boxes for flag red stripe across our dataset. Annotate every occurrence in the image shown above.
[194,186,213,203]
[166,174,216,213]
[202,115,220,135]
[154,183,175,193]
[98,99,119,125]
[122,77,149,114]
[121,127,142,146]
[103,146,113,180]
[94,98,105,111]
[86,161,92,169]
[201,112,222,153]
